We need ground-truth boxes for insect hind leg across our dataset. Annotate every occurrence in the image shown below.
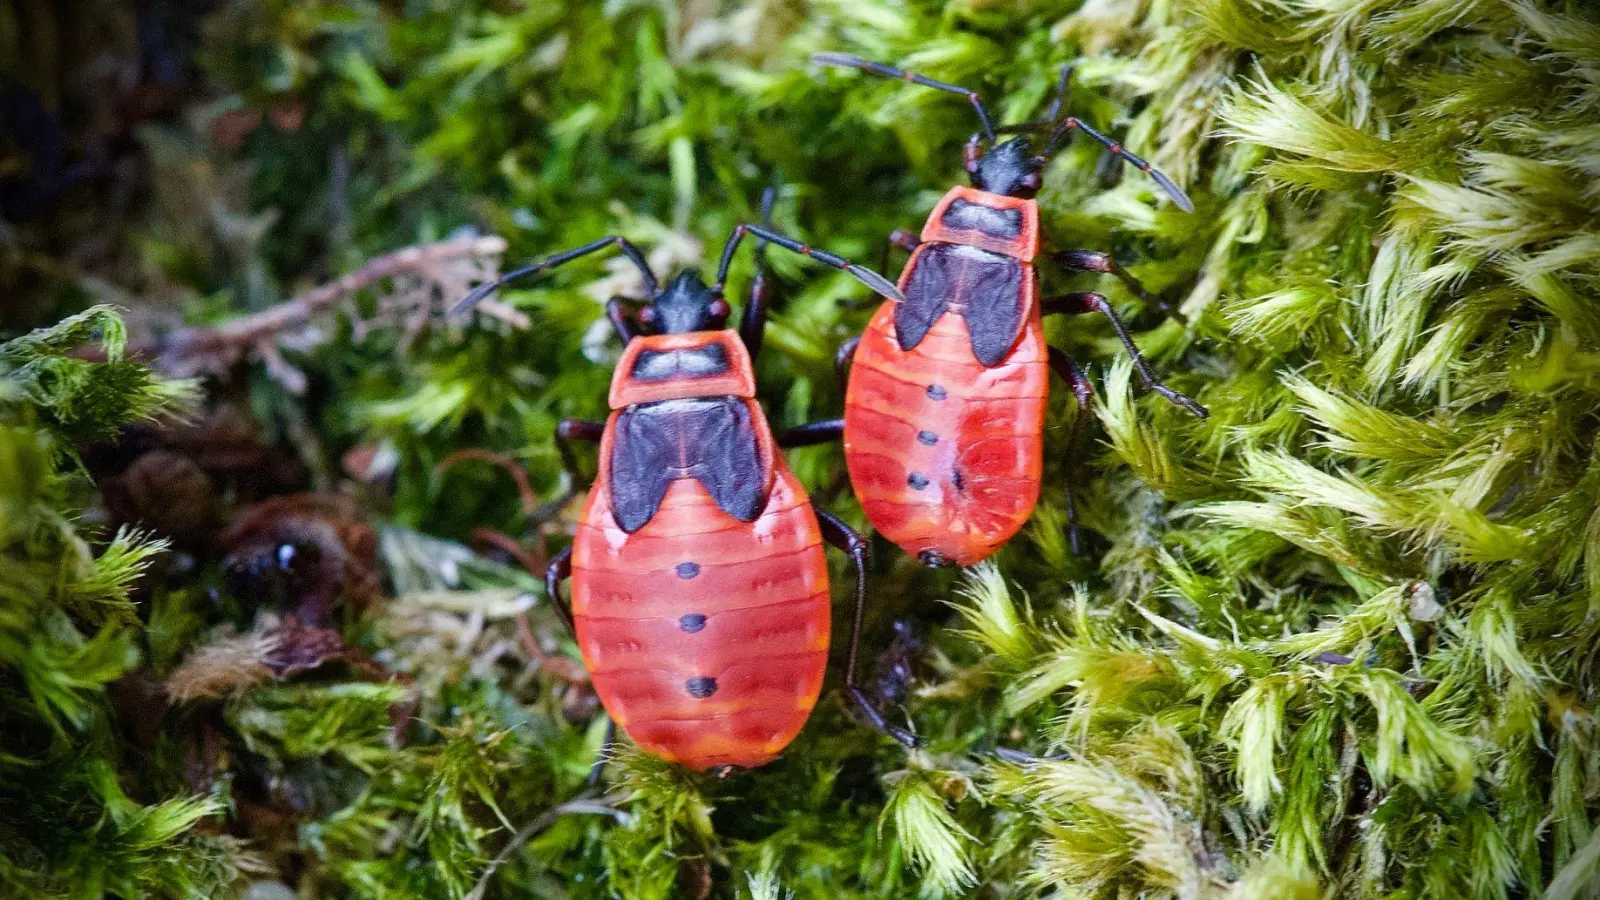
[815,509,918,748]
[1047,347,1093,555]
[1042,290,1207,419]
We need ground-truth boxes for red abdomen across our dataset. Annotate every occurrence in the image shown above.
[843,294,1047,567]
[570,423,829,771]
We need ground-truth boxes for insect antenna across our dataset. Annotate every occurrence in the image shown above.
[811,52,997,145]
[452,235,659,315]
[714,224,905,304]
[1038,109,1194,212]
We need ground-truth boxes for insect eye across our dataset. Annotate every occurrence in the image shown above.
[638,306,658,324]
[1021,173,1042,191]
[708,299,730,318]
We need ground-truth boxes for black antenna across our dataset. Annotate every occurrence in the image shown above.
[714,223,904,303]
[452,235,659,315]
[812,52,997,145]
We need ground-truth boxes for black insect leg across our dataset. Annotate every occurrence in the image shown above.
[834,335,859,385]
[544,544,575,636]
[816,509,918,748]
[1054,249,1186,323]
[738,187,779,362]
[777,418,844,449]
[1041,291,1207,419]
[605,296,639,344]
[1046,347,1093,555]
[529,418,605,523]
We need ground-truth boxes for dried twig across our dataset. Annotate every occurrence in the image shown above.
[151,236,517,389]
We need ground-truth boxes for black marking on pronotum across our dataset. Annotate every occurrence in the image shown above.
[926,384,947,400]
[942,198,1022,237]
[897,243,1025,367]
[609,397,768,533]
[917,430,939,445]
[679,613,707,633]
[676,561,701,579]
[686,676,718,698]
[952,469,966,493]
[631,345,730,381]
[908,472,930,490]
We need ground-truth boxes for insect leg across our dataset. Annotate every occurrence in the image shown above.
[605,296,639,344]
[453,235,658,314]
[816,509,919,748]
[777,418,843,448]
[811,53,996,144]
[1046,346,1094,555]
[544,544,575,636]
[529,418,605,523]
[834,335,859,385]
[1041,291,1208,419]
[1054,248,1186,323]
[716,223,905,303]
[738,187,779,361]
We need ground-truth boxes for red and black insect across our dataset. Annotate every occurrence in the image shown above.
[787,54,1209,567]
[455,211,914,773]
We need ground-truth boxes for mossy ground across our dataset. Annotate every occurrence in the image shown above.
[3,1,1600,898]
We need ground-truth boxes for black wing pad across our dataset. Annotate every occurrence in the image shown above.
[608,397,771,533]
[895,243,1026,368]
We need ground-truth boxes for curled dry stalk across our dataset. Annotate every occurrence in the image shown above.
[151,236,518,391]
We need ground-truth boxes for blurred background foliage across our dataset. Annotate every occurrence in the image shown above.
[3,0,1600,898]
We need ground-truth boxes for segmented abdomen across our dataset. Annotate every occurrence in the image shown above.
[571,455,829,771]
[843,302,1047,566]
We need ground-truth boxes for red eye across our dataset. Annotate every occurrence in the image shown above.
[708,299,730,318]
[638,306,657,323]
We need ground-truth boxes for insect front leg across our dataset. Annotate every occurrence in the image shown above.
[1041,290,1208,419]
[605,296,639,344]
[816,509,919,748]
[530,418,605,523]
[1054,249,1187,323]
[1046,347,1094,555]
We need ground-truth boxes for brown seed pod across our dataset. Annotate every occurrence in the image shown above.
[102,449,219,546]
[220,494,380,626]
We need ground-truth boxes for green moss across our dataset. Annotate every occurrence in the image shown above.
[6,0,1600,897]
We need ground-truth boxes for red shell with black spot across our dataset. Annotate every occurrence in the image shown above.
[843,186,1048,566]
[570,330,831,771]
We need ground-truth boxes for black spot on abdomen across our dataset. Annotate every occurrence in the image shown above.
[686,676,718,698]
[679,613,707,633]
